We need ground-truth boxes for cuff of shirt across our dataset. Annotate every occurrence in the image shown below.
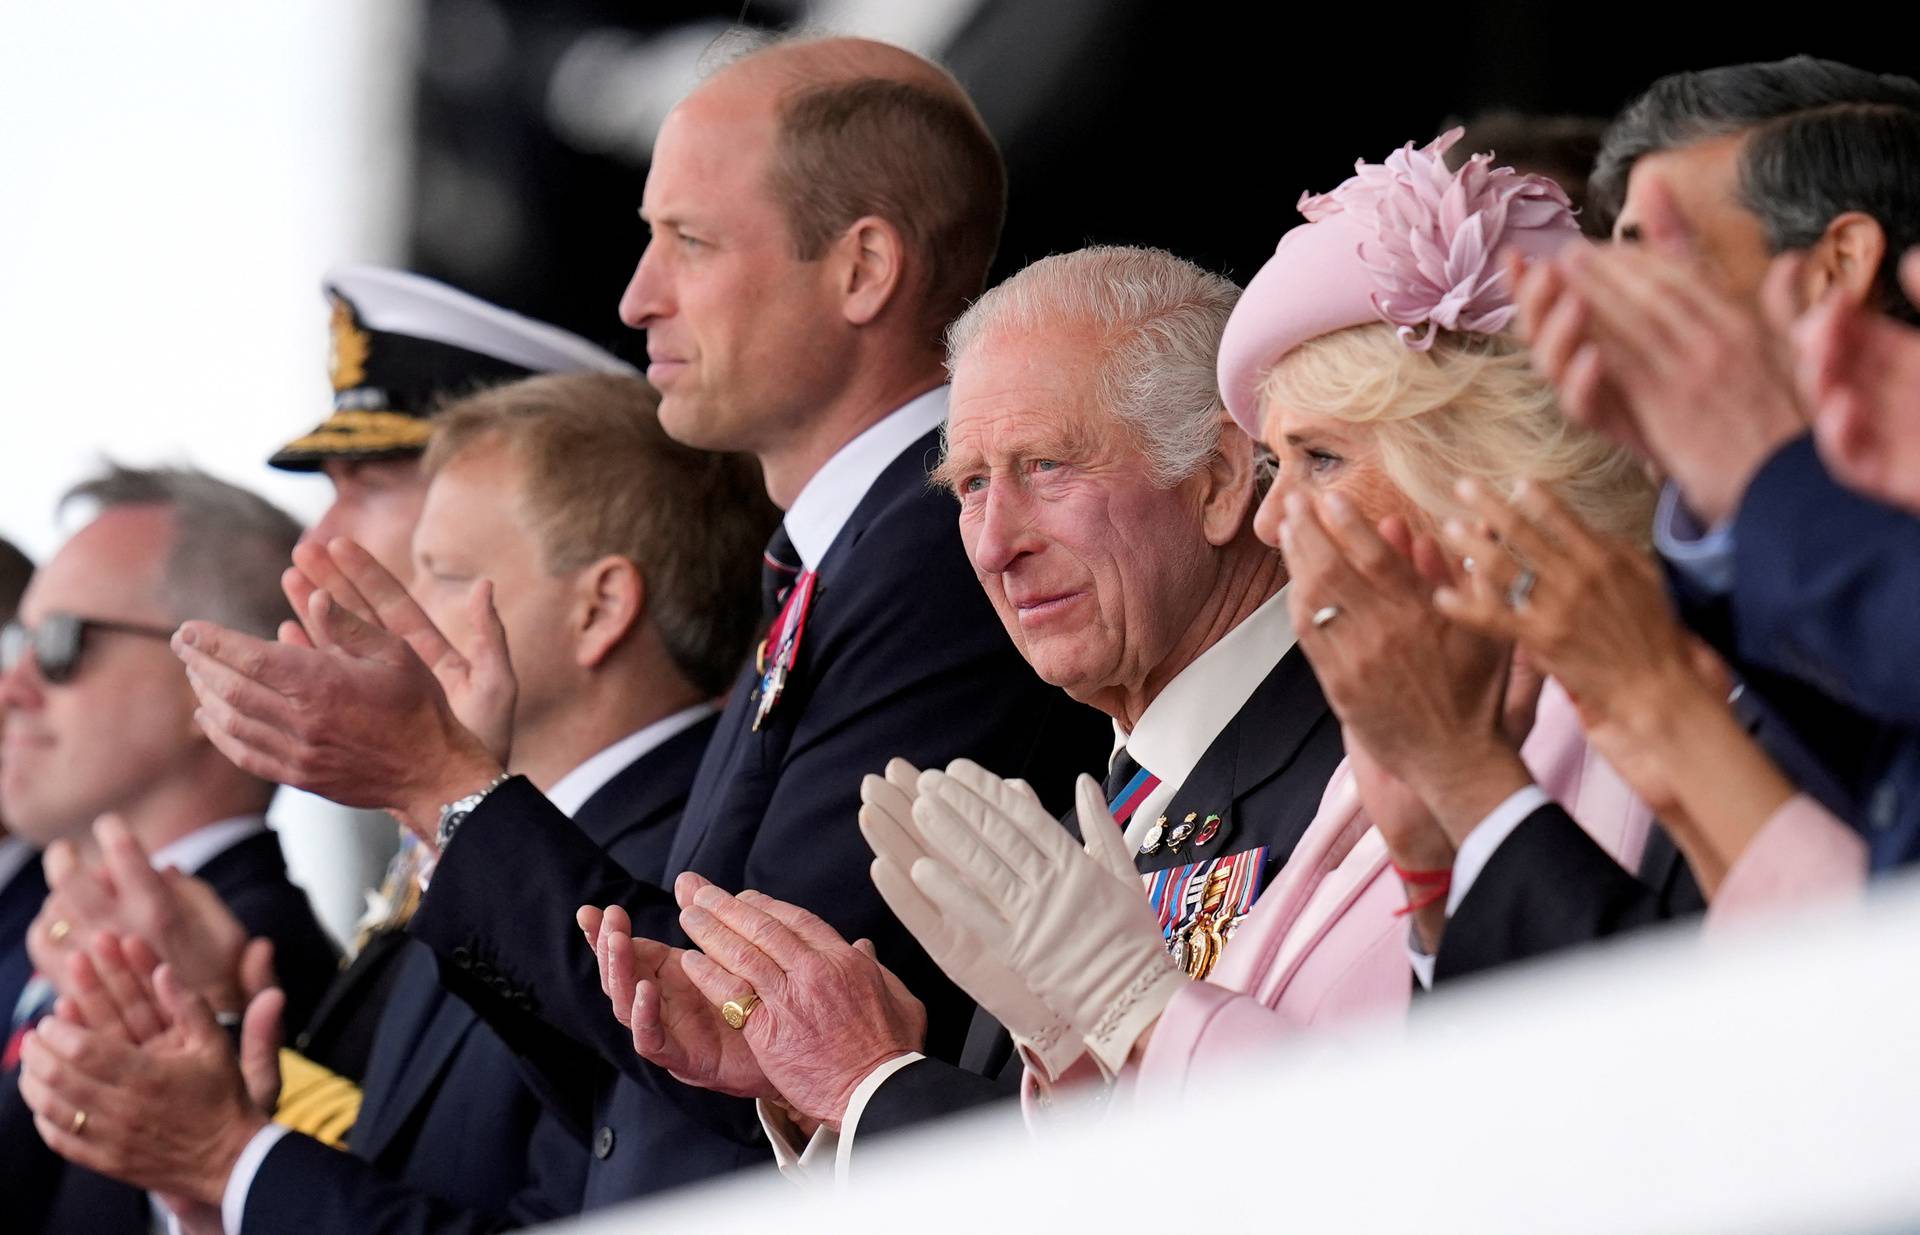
[1447,784,1552,918]
[221,1123,292,1235]
[1654,482,1736,594]
[832,1052,925,1183]
[1406,930,1437,991]
[757,1100,837,1182]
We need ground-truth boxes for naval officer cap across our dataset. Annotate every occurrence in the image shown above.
[269,266,638,472]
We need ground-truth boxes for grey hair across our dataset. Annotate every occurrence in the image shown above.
[62,463,301,639]
[943,245,1241,487]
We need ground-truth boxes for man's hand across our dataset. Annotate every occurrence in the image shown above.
[284,538,517,764]
[174,581,503,838]
[671,873,926,1130]
[1548,242,1807,524]
[18,961,276,1210]
[575,903,777,1102]
[1786,248,1920,515]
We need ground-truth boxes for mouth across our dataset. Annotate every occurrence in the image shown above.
[645,356,688,385]
[1010,590,1087,624]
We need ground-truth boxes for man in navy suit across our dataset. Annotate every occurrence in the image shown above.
[1435,60,1920,981]
[82,32,1106,1216]
[579,246,1347,1172]
[11,376,775,1233]
[1,466,339,1233]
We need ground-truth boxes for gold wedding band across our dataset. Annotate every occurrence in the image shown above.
[720,992,760,1030]
[48,920,70,945]
[70,1108,87,1135]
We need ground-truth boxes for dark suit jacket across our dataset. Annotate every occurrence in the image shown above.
[3,825,338,1235]
[1716,435,1920,869]
[0,850,47,1028]
[858,643,1344,1142]
[238,717,717,1235]
[407,426,1110,1207]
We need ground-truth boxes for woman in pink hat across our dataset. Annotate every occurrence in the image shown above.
[887,132,1670,1115]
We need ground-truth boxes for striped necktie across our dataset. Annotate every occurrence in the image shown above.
[1103,748,1161,828]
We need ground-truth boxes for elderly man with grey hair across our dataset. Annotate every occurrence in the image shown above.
[1,464,338,1234]
[582,244,1345,1178]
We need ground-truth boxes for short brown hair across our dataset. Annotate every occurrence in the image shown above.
[766,75,1006,340]
[0,536,32,627]
[424,373,778,696]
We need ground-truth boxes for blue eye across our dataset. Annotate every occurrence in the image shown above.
[1305,449,1342,475]
[960,475,987,495]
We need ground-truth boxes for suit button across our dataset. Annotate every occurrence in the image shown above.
[593,1126,615,1159]
[451,946,473,969]
[514,993,535,1012]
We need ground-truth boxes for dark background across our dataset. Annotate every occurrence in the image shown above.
[400,0,1920,363]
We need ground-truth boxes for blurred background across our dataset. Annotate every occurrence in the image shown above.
[3,0,1916,936]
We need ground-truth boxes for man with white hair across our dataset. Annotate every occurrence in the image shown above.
[587,245,1347,1176]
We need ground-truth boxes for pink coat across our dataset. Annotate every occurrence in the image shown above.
[1707,794,1867,924]
[1104,681,1654,1105]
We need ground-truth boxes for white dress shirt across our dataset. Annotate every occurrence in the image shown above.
[221,709,719,1234]
[781,386,950,571]
[759,586,1301,1182]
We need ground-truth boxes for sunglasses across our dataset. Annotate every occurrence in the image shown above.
[0,612,178,685]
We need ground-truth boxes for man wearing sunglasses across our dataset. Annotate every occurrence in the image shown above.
[0,464,340,1235]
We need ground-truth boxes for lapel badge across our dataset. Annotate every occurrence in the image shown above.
[1167,812,1197,852]
[1194,813,1222,846]
[1140,816,1167,855]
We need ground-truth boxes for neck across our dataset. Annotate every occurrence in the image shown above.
[1100,538,1286,733]
[757,352,946,509]
[116,767,271,857]
[514,674,710,795]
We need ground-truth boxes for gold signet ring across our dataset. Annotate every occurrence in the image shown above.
[70,1109,88,1135]
[48,920,71,945]
[720,992,761,1030]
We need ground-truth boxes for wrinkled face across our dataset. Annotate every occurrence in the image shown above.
[617,77,845,456]
[942,328,1216,702]
[0,507,202,845]
[410,443,580,747]
[1615,133,1775,302]
[308,457,428,587]
[1253,395,1417,553]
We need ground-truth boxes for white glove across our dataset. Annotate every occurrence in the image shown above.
[907,760,1185,1076]
[859,760,1083,1079]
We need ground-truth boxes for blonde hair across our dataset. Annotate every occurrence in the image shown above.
[1259,323,1655,541]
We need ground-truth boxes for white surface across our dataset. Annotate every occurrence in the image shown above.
[556,875,1920,1234]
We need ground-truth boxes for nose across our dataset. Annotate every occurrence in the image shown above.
[618,241,669,331]
[0,641,44,711]
[968,482,1042,577]
[1252,476,1289,552]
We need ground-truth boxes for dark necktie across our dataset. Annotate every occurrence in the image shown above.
[1103,748,1162,827]
[761,524,802,620]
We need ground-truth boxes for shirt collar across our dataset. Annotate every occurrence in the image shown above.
[781,386,949,571]
[545,703,720,819]
[149,816,269,875]
[1112,586,1298,790]
[0,836,35,892]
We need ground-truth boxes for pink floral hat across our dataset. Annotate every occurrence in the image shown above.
[1218,128,1583,437]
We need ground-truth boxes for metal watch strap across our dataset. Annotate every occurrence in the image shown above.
[435,773,512,851]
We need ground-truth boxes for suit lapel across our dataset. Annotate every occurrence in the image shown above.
[664,428,943,873]
[581,716,715,867]
[350,943,480,1161]
[1136,646,1330,876]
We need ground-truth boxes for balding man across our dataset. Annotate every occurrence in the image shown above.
[586,246,1346,1178]
[169,33,1106,1210]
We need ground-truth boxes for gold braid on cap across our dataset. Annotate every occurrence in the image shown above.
[277,410,434,456]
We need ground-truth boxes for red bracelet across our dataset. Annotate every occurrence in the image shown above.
[1390,862,1451,918]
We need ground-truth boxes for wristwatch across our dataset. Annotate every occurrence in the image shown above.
[436,773,512,851]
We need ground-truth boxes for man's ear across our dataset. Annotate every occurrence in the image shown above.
[1198,417,1259,547]
[834,215,908,327]
[1802,211,1889,311]
[575,556,646,670]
